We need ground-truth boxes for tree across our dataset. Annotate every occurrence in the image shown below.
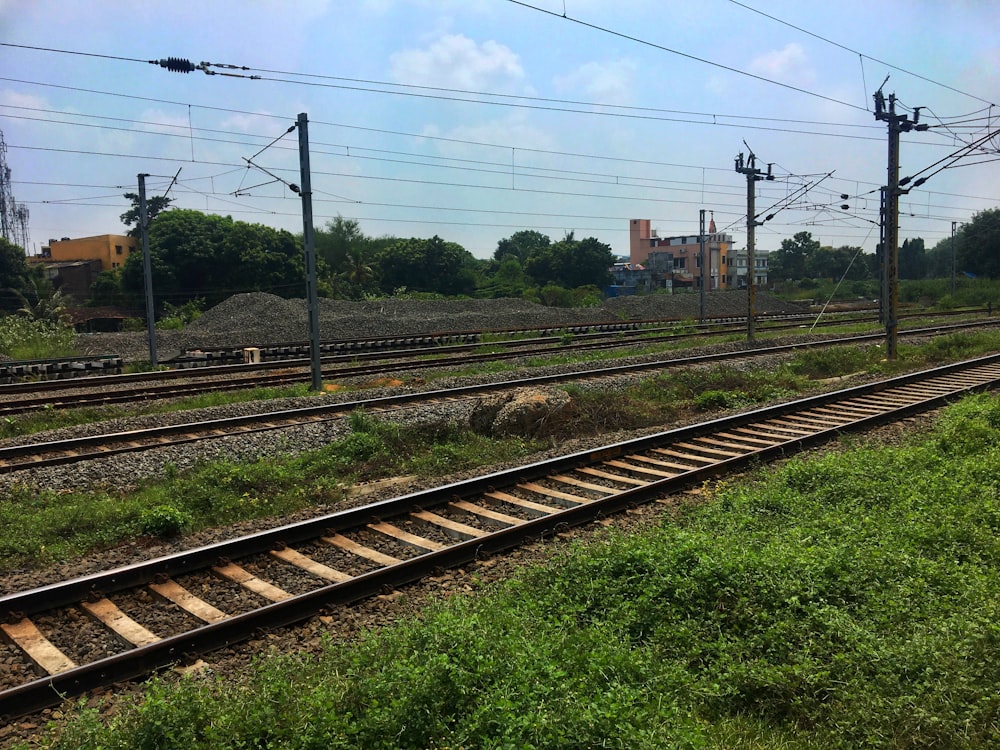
[346,248,374,287]
[120,192,174,238]
[0,236,32,313]
[374,236,477,296]
[478,257,530,299]
[769,232,819,281]
[925,237,954,279]
[524,235,614,289]
[12,275,70,324]
[494,230,550,264]
[314,215,363,274]
[120,209,311,314]
[88,269,127,307]
[805,245,872,282]
[956,208,1000,279]
[899,238,927,280]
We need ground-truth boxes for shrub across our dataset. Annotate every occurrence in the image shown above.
[156,299,204,330]
[0,315,76,359]
[139,505,191,537]
[694,390,732,410]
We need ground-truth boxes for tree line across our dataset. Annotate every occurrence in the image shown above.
[3,198,997,321]
[765,208,1000,289]
[82,199,617,316]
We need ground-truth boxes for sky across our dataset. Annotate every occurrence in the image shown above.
[1,0,998,263]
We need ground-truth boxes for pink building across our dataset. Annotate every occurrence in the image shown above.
[628,217,734,290]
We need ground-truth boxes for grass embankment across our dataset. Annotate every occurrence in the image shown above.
[21,393,1000,749]
[5,327,998,442]
[0,413,542,572]
[3,331,999,574]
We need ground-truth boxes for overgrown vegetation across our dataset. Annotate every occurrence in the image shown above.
[3,329,997,567]
[154,298,205,330]
[0,315,76,359]
[0,384,318,440]
[899,277,1000,310]
[25,394,1000,749]
[0,414,542,572]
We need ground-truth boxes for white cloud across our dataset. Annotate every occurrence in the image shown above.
[749,43,815,87]
[390,34,525,92]
[219,112,282,133]
[423,114,556,157]
[136,109,191,134]
[704,74,733,98]
[0,90,50,110]
[553,59,638,106]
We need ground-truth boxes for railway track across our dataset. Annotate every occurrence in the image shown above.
[2,353,999,720]
[166,305,985,366]
[2,321,999,474]
[1,315,996,418]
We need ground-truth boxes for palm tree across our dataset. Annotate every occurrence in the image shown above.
[346,248,374,288]
[11,275,70,324]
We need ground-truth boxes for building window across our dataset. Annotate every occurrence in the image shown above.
[115,245,123,255]
[674,258,686,270]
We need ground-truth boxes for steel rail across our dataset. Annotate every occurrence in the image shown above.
[2,306,987,397]
[0,311,989,408]
[1,321,998,473]
[163,305,986,363]
[1,353,999,720]
[0,313,833,398]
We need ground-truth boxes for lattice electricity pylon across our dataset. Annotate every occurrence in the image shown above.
[0,130,30,251]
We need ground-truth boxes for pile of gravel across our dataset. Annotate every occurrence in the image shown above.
[75,291,807,362]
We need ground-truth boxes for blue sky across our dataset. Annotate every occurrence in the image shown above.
[2,0,998,261]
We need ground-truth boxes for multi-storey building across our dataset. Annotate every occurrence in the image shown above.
[35,234,137,272]
[628,217,734,290]
[729,248,770,288]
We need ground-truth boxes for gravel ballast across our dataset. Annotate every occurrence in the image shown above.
[74,291,808,362]
[7,294,967,748]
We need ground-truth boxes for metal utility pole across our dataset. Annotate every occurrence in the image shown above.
[951,221,957,297]
[877,188,887,326]
[735,151,773,343]
[138,173,157,367]
[698,209,707,322]
[874,86,927,360]
[296,113,323,391]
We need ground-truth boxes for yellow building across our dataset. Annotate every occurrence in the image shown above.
[38,234,137,272]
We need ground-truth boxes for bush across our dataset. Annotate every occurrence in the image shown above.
[139,505,191,537]
[694,390,732,410]
[156,299,204,330]
[0,315,76,359]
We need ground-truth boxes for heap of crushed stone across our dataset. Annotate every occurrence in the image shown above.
[76,291,807,362]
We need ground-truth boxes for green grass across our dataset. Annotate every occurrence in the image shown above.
[901,329,1000,365]
[0,384,319,440]
[0,413,543,572]
[5,329,998,565]
[0,316,77,359]
[25,394,1000,749]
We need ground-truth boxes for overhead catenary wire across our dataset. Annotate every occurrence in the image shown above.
[6,110,997,218]
[723,0,997,107]
[3,42,880,127]
[504,0,868,112]
[4,36,996,258]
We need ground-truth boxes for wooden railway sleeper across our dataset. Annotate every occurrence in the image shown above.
[2,353,999,721]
